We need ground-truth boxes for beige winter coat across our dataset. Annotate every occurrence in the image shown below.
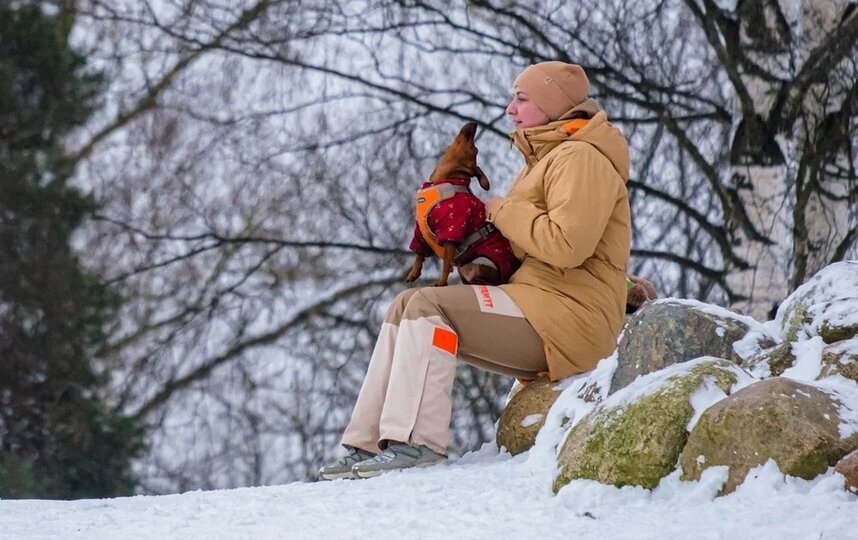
[487,100,631,380]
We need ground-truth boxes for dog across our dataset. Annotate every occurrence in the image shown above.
[405,122,520,287]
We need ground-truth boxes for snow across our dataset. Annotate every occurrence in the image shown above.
[783,336,825,380]
[813,376,858,440]
[586,357,752,418]
[1,448,855,539]
[687,379,728,432]
[5,266,858,537]
[520,414,544,428]
[733,320,783,361]
[774,261,858,339]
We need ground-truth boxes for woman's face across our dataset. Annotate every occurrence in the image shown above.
[506,89,550,129]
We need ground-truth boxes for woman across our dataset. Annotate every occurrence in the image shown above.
[319,61,631,480]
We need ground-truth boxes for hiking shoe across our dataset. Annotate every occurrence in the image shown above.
[351,443,447,479]
[318,447,377,480]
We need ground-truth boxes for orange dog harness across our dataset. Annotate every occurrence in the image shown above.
[415,183,471,257]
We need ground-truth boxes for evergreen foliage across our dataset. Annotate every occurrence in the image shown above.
[0,2,142,499]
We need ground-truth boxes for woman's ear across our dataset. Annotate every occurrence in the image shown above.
[475,166,490,191]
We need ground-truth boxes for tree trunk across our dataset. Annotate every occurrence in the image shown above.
[721,0,857,319]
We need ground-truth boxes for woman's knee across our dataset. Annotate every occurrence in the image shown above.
[401,286,460,322]
[384,288,421,324]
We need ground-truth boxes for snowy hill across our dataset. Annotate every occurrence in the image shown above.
[6,263,858,539]
[1,445,855,539]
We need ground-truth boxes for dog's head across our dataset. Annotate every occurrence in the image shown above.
[428,122,490,191]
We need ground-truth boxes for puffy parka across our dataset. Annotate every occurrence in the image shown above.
[487,99,631,380]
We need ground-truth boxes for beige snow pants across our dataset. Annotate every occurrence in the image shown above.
[341,285,548,455]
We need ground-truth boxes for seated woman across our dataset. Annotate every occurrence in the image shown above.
[319,61,631,479]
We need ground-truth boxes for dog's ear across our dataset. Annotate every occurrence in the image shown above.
[459,122,478,141]
[475,166,490,191]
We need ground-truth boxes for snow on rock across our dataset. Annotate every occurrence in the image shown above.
[776,261,858,342]
[520,414,544,428]
[523,351,618,473]
[813,376,858,440]
[783,335,825,381]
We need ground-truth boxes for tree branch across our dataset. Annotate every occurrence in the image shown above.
[683,0,756,120]
[131,275,405,420]
[632,248,726,285]
[68,0,274,167]
[778,7,858,129]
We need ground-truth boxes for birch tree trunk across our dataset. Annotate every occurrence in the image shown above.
[703,0,858,319]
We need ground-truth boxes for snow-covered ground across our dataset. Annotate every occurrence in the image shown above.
[6,264,858,539]
[1,446,855,540]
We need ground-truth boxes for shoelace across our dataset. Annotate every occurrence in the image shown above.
[339,449,372,466]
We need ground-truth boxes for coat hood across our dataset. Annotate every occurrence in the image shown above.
[510,99,630,182]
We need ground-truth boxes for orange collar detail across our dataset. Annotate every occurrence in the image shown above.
[562,118,589,135]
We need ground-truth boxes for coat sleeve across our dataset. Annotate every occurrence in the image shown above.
[487,144,623,269]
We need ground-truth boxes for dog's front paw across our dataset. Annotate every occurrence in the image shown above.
[432,278,448,287]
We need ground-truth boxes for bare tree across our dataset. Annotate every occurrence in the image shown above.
[62,0,857,491]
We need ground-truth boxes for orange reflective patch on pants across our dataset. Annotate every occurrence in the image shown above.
[431,327,458,356]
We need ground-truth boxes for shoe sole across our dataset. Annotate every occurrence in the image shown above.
[318,470,356,481]
[352,459,447,479]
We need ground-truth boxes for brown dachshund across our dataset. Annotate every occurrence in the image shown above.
[406,122,519,287]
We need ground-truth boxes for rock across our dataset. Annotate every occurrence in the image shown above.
[820,338,858,382]
[680,377,858,494]
[777,261,858,343]
[742,342,796,378]
[835,449,858,494]
[554,358,751,492]
[818,299,858,343]
[496,379,562,455]
[610,300,754,394]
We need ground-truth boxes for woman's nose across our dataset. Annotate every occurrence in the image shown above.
[506,101,515,116]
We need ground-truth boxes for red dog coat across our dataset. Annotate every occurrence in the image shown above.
[409,178,520,284]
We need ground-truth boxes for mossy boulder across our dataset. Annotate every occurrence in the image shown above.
[820,338,858,383]
[610,300,754,394]
[741,341,796,378]
[497,379,562,455]
[777,261,858,343]
[680,377,858,494]
[553,358,750,492]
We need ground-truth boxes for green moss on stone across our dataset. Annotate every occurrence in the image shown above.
[820,350,858,383]
[554,360,740,492]
[783,301,807,342]
[767,343,796,376]
[820,323,858,344]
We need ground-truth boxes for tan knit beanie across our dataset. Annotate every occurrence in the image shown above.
[513,61,590,121]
